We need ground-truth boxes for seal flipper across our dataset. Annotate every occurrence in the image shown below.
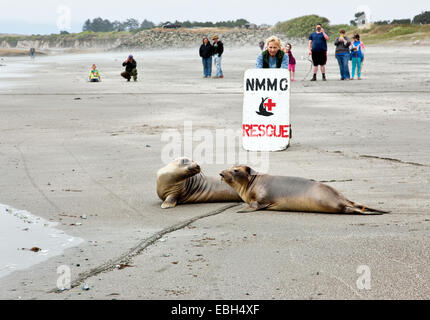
[344,203,389,215]
[237,201,270,213]
[161,195,177,209]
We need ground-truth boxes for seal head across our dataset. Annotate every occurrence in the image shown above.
[157,157,242,209]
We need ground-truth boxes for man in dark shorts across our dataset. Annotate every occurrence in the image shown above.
[308,24,329,81]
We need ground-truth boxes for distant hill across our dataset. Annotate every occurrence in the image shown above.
[348,24,430,44]
[0,28,285,51]
[274,15,352,38]
[274,15,430,44]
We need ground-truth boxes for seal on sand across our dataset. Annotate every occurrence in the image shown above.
[220,165,389,214]
[157,157,242,209]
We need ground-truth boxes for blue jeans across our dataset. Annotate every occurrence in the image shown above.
[202,57,212,77]
[213,54,223,77]
[335,53,350,80]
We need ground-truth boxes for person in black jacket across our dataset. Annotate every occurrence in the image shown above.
[212,35,224,78]
[199,37,213,78]
[121,55,137,82]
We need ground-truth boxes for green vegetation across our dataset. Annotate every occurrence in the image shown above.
[164,19,249,28]
[81,17,250,32]
[413,11,430,24]
[347,24,430,43]
[274,15,354,38]
[82,17,154,32]
[0,31,130,46]
[274,13,430,43]
[373,11,430,25]
[274,15,329,38]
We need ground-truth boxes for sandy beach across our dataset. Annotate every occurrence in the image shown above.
[0,45,429,299]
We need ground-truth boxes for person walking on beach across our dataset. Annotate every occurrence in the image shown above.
[29,48,35,59]
[308,23,329,81]
[283,43,296,81]
[350,34,365,80]
[334,29,351,80]
[255,36,289,69]
[121,55,137,82]
[212,35,224,78]
[199,37,213,78]
[88,64,101,82]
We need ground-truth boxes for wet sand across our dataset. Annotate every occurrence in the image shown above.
[0,45,429,299]
[0,204,83,279]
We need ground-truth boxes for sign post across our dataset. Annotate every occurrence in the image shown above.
[242,69,291,151]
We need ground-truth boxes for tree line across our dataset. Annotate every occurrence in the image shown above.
[372,11,430,25]
[82,18,250,32]
[160,19,249,28]
[82,18,154,32]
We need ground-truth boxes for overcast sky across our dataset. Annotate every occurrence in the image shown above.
[1,0,428,35]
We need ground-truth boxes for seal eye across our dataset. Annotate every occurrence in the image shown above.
[233,169,239,173]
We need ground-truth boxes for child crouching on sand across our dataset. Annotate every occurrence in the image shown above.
[283,43,296,81]
[88,64,101,82]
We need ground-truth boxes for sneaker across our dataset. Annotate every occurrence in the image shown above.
[310,75,317,81]
[219,75,224,79]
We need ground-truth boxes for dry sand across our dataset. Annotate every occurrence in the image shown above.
[0,45,429,299]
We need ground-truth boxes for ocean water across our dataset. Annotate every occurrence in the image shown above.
[0,203,84,279]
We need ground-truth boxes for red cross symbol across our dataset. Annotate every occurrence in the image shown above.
[264,99,276,111]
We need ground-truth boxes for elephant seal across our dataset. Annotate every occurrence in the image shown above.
[220,165,388,214]
[157,157,242,209]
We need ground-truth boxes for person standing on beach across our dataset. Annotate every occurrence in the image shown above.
[283,43,296,81]
[350,34,365,80]
[334,29,351,80]
[255,36,288,69]
[308,24,329,81]
[199,37,213,78]
[121,55,137,82]
[29,48,35,59]
[212,35,224,78]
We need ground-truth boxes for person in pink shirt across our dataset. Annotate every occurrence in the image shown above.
[283,43,296,81]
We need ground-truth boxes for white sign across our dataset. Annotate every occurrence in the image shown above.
[242,69,290,151]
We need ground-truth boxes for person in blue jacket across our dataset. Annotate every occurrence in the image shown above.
[350,34,365,80]
[255,36,289,69]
